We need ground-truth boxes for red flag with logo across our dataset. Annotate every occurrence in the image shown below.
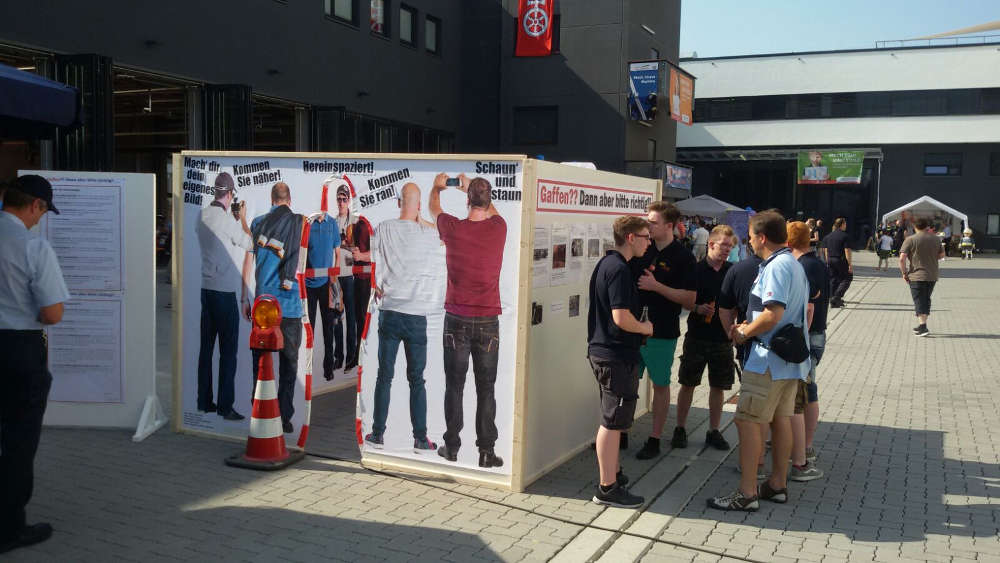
[515,0,554,57]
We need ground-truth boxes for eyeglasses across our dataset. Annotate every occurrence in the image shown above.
[336,196,349,202]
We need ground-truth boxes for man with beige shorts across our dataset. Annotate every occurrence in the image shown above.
[708,211,811,512]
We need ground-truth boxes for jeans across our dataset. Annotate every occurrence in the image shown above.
[197,289,239,413]
[339,277,357,364]
[372,310,429,440]
[909,281,936,316]
[0,331,52,538]
[828,257,853,301]
[252,317,302,423]
[442,313,500,451]
[306,282,341,376]
[353,275,373,358]
[807,331,826,391]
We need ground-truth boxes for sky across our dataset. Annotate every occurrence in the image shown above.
[680,0,999,58]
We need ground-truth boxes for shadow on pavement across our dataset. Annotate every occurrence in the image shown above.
[671,422,1000,544]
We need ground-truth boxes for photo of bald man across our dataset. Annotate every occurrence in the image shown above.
[366,183,441,452]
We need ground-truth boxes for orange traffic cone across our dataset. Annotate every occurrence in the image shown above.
[225,352,305,470]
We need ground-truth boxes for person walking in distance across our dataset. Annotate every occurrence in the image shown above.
[675,225,736,452]
[0,175,69,553]
[822,218,852,308]
[429,173,507,468]
[588,216,653,508]
[196,172,253,420]
[366,183,440,452]
[899,217,944,337]
[631,201,696,459]
[708,211,810,512]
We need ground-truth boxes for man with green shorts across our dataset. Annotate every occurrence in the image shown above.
[633,201,696,460]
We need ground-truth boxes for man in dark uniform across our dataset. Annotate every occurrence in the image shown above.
[0,176,69,553]
[822,217,852,308]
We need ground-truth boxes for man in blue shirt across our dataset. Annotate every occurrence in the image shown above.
[0,175,69,553]
[241,182,304,434]
[305,212,342,380]
[709,211,809,512]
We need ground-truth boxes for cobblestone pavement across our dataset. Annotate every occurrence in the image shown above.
[9,254,999,562]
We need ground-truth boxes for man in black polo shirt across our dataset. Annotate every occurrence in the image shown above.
[631,201,696,459]
[822,217,852,308]
[675,225,736,451]
[588,216,653,509]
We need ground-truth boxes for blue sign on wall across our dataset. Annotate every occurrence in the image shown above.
[628,62,659,121]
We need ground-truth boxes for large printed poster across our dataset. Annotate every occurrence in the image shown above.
[178,154,522,475]
[797,150,863,184]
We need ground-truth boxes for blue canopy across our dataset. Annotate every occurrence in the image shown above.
[0,62,80,137]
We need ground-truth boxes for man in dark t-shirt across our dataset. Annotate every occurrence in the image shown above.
[718,253,763,367]
[822,217,852,308]
[429,173,507,469]
[630,202,696,459]
[676,226,736,451]
[587,216,653,509]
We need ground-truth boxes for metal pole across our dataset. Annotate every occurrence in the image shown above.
[874,157,882,228]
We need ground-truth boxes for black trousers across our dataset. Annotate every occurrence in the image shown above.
[442,313,500,451]
[0,330,52,540]
[909,281,936,316]
[828,257,853,301]
[353,276,372,357]
[306,282,342,377]
[252,318,302,423]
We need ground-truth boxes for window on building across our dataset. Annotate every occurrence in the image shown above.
[923,153,962,176]
[326,0,357,25]
[987,214,1000,236]
[425,15,441,54]
[991,152,1000,176]
[370,0,387,36]
[513,106,558,145]
[400,4,416,46]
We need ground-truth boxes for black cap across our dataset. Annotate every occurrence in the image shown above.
[214,172,236,193]
[336,184,351,197]
[12,175,59,214]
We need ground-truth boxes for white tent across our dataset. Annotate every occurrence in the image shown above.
[675,194,742,218]
[881,195,969,234]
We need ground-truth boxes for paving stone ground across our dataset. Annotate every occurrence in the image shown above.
[9,253,1000,562]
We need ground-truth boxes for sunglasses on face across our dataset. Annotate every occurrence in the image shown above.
[337,196,349,202]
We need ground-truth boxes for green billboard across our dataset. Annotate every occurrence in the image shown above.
[797,150,864,184]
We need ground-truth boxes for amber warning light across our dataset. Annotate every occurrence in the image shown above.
[250,295,283,351]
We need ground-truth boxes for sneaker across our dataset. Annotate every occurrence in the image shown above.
[478,449,504,468]
[671,426,688,448]
[789,461,824,482]
[365,432,384,449]
[219,409,245,421]
[635,437,661,459]
[737,464,768,480]
[707,489,759,512]
[437,445,458,462]
[912,325,922,334]
[616,468,629,488]
[413,437,436,452]
[805,446,817,463]
[914,325,929,337]
[593,483,644,508]
[706,429,730,450]
[758,480,788,503]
